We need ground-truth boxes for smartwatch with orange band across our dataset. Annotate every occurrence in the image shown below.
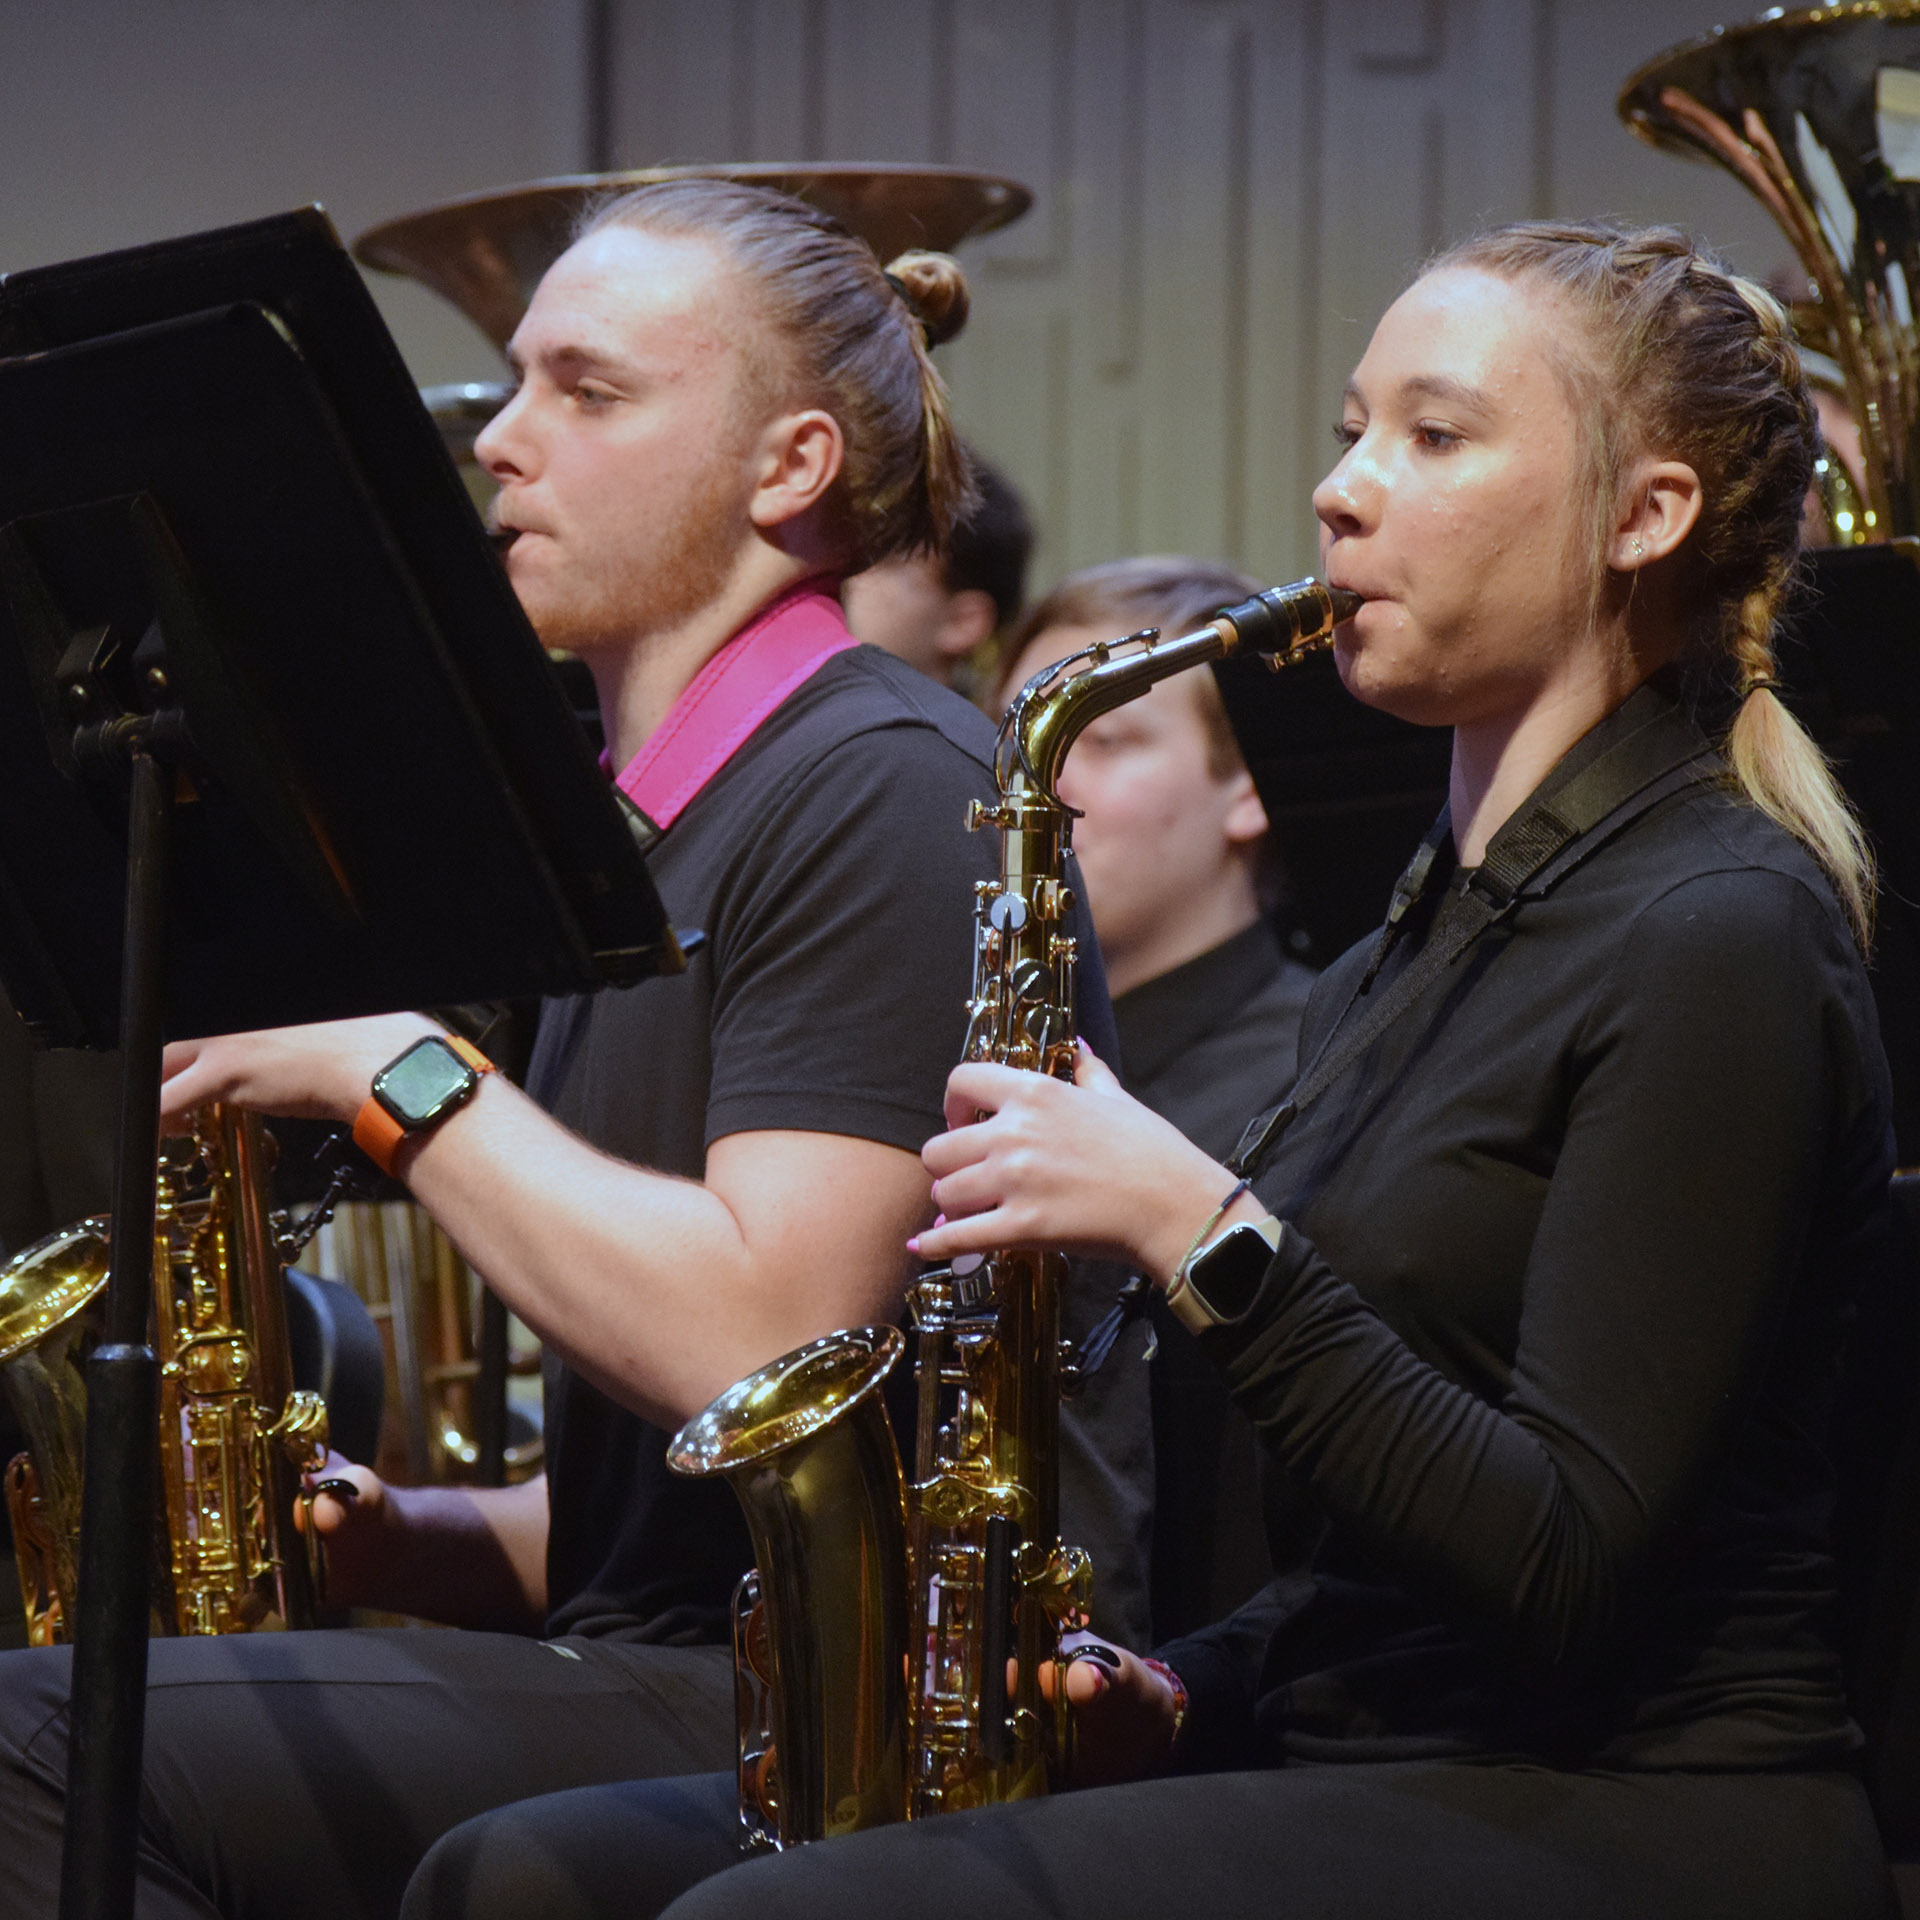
[352,1032,496,1177]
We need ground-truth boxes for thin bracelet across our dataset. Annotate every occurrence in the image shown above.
[1140,1656,1189,1751]
[1172,1177,1251,1280]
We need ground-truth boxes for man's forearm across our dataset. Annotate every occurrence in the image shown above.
[397,1084,926,1428]
[355,1476,549,1632]
[158,1017,929,1430]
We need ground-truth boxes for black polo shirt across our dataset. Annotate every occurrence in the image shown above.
[527,644,1143,1643]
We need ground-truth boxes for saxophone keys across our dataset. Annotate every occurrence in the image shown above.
[1031,878,1073,922]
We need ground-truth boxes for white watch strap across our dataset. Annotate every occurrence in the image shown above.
[1164,1213,1283,1336]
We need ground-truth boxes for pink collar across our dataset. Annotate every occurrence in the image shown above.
[611,579,859,831]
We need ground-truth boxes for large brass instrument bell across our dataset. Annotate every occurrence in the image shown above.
[670,579,1361,1852]
[0,1104,328,1644]
[354,164,1033,476]
[355,163,1032,354]
[1620,2,1920,543]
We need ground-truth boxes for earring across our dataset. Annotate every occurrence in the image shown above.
[1631,537,1645,558]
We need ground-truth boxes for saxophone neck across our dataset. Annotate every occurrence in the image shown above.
[996,577,1357,803]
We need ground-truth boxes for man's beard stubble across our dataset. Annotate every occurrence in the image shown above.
[520,451,753,658]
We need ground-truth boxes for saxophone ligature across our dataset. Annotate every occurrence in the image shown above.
[0,1103,330,1643]
[669,577,1361,1851]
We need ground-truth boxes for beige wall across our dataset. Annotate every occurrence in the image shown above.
[0,0,1795,585]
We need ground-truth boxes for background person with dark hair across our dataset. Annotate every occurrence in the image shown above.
[844,453,1032,699]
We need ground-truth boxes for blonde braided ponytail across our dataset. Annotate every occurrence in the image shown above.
[1437,221,1875,945]
[1726,580,1875,943]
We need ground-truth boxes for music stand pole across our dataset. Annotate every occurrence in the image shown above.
[59,742,174,1920]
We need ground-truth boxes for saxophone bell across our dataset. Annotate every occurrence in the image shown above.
[667,1328,911,1851]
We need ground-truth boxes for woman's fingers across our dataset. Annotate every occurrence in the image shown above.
[921,1118,994,1182]
[940,1060,1054,1133]
[927,1156,1021,1226]
[910,1206,1013,1263]
[1072,1039,1126,1097]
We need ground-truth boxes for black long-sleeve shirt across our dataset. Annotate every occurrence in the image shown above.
[1116,921,1318,1639]
[1161,689,1894,1773]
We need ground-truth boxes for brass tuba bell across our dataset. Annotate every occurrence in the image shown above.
[1620,3,1920,544]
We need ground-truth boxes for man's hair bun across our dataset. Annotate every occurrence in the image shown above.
[584,179,978,561]
[884,250,971,346]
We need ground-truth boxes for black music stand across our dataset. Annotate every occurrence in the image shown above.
[1778,543,1920,1161]
[0,208,681,1920]
[1213,649,1453,965]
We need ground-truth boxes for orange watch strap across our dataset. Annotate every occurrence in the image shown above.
[351,1033,496,1178]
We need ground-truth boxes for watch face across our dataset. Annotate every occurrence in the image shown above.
[1189,1222,1275,1323]
[374,1038,475,1128]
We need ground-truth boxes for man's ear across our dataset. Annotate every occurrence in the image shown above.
[935,588,999,662]
[1221,770,1270,848]
[1608,457,1703,571]
[748,409,845,530]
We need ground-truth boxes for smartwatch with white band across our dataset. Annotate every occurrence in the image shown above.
[1164,1212,1284,1336]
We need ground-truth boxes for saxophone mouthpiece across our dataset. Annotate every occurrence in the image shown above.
[1218,578,1362,664]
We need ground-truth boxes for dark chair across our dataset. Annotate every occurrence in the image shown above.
[1831,1173,1920,1911]
[284,1267,385,1469]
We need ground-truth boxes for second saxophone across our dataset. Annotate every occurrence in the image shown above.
[669,576,1362,1850]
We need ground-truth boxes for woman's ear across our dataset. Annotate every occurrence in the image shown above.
[748,408,846,530]
[1608,458,1703,572]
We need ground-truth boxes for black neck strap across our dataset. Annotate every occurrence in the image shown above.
[1228,690,1719,1180]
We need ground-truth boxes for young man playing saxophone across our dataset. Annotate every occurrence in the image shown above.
[0,180,1145,1920]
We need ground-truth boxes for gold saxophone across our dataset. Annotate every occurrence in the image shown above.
[670,577,1360,1850]
[0,1103,330,1643]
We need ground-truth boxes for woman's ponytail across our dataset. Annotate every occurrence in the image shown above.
[1726,580,1875,945]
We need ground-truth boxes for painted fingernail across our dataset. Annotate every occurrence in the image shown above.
[905,1236,921,1255]
[312,1478,359,1505]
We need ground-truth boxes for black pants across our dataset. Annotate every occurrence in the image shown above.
[0,1629,734,1920]
[400,1760,1898,1920]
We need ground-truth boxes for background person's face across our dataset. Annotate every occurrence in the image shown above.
[1003,624,1266,973]
[475,224,766,655]
[1313,266,1596,731]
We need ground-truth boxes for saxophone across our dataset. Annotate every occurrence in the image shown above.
[0,1103,330,1643]
[669,578,1361,1849]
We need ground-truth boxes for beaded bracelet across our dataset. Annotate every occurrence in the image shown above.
[1140,1655,1189,1752]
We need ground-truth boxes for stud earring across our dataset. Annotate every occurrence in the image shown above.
[1631,537,1645,558]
